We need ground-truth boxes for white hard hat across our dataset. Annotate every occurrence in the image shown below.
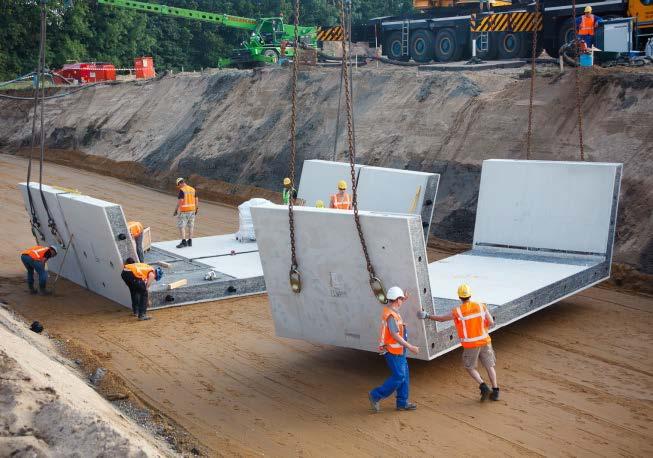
[386,286,405,301]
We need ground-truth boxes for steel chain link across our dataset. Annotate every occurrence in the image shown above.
[526,0,540,159]
[571,0,586,161]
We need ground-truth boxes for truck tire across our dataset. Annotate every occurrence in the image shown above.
[434,28,462,62]
[523,33,544,58]
[410,29,435,62]
[497,31,525,59]
[557,20,576,48]
[263,49,279,63]
[385,31,408,61]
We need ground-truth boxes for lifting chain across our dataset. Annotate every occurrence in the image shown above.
[339,0,386,304]
[570,0,586,161]
[287,0,301,293]
[526,0,541,160]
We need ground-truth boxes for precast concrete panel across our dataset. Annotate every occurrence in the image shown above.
[152,234,258,259]
[18,183,85,287]
[56,194,136,307]
[473,160,620,255]
[297,160,361,207]
[252,205,435,360]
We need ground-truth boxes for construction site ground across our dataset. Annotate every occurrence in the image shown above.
[1,153,651,456]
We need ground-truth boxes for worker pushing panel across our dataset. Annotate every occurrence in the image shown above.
[255,160,622,360]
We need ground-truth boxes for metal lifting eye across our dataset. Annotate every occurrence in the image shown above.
[370,276,387,304]
[289,267,301,293]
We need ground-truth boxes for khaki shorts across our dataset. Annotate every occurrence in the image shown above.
[176,211,196,229]
[462,344,496,370]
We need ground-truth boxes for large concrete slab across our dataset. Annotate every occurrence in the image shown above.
[297,160,439,239]
[152,234,258,259]
[255,160,622,360]
[252,205,436,360]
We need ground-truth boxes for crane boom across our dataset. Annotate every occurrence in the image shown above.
[97,0,258,31]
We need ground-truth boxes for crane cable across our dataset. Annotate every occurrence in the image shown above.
[287,0,302,293]
[526,0,541,159]
[570,0,586,161]
[32,0,65,246]
[339,0,386,304]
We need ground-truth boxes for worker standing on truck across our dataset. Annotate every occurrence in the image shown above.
[120,257,162,321]
[20,245,58,295]
[330,180,352,210]
[173,178,198,249]
[127,221,145,262]
[282,177,297,205]
[576,6,604,48]
[368,287,420,412]
[418,284,500,401]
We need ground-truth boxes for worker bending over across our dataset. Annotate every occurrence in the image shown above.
[173,178,198,249]
[121,257,162,321]
[20,245,58,295]
[127,221,145,262]
[369,287,420,412]
[418,284,500,401]
[576,6,603,48]
[282,177,297,205]
[330,180,352,210]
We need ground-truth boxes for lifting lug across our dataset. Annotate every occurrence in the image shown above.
[370,276,387,304]
[290,267,301,293]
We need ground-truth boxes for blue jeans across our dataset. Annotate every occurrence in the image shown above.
[21,254,47,289]
[578,34,594,47]
[370,353,410,408]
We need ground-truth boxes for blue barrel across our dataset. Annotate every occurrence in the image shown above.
[579,53,593,67]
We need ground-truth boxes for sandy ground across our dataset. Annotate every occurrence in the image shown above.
[1,154,652,456]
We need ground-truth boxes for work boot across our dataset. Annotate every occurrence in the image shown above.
[479,382,491,401]
[176,239,187,249]
[396,402,417,411]
[138,315,152,321]
[368,392,380,413]
[490,388,500,401]
[28,286,38,295]
[187,239,192,247]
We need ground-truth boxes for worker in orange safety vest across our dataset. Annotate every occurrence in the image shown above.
[418,284,500,401]
[329,180,352,210]
[173,177,198,249]
[20,245,58,294]
[576,6,604,48]
[368,286,420,413]
[120,258,163,321]
[127,221,145,262]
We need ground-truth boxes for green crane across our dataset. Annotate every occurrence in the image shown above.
[97,0,318,68]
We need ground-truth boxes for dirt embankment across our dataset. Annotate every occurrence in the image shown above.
[0,66,651,279]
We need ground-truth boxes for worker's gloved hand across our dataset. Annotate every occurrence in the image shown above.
[173,209,178,216]
[417,310,430,320]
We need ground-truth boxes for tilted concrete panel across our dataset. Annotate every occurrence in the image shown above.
[297,160,439,240]
[18,183,86,287]
[56,194,137,307]
[473,160,619,255]
[252,205,436,361]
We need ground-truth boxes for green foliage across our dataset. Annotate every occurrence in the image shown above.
[0,0,408,80]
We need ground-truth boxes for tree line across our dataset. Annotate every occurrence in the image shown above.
[0,0,413,80]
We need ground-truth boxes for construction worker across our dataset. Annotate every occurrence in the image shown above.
[368,286,420,412]
[330,180,352,210]
[173,178,198,249]
[576,6,604,48]
[120,257,163,321]
[127,221,145,262]
[282,177,297,205]
[418,284,500,401]
[20,245,58,295]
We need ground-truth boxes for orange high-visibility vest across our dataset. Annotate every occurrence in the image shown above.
[578,14,597,36]
[127,221,144,238]
[452,301,491,348]
[330,192,352,210]
[378,307,406,355]
[124,263,154,282]
[178,185,197,212]
[21,246,50,262]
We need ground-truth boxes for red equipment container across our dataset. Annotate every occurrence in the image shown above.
[59,62,116,84]
[134,57,155,79]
